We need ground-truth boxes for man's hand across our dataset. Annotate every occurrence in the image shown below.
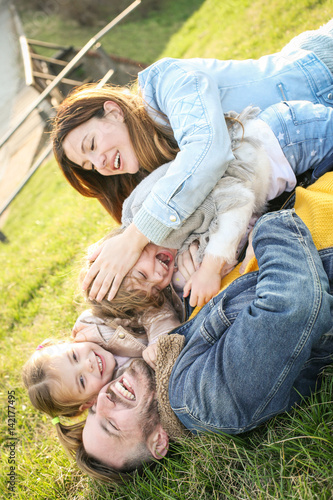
[82,223,149,302]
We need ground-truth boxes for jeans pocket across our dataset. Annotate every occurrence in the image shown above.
[284,100,329,125]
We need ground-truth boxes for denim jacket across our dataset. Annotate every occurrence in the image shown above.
[166,211,333,434]
[134,53,333,244]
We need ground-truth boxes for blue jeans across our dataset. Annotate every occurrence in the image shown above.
[169,210,333,434]
[259,100,333,179]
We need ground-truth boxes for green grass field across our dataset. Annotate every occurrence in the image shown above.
[1,1,333,498]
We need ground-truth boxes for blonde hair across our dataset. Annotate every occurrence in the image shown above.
[22,339,87,419]
[81,227,167,331]
[51,83,179,223]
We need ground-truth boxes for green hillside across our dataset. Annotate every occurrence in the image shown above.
[1,1,333,498]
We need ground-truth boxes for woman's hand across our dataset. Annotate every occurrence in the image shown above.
[82,223,149,301]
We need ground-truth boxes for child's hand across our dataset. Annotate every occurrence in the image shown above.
[72,323,102,344]
[177,241,199,280]
[183,253,224,308]
[142,344,158,370]
[183,266,222,308]
[82,223,149,302]
[72,317,89,337]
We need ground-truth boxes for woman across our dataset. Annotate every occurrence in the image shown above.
[52,19,333,302]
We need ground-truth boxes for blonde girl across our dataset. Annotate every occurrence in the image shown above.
[22,280,181,421]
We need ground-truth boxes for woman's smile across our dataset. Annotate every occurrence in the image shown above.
[63,101,140,176]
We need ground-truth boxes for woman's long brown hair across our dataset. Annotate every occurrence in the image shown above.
[52,83,179,223]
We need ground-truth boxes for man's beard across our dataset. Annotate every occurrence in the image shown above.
[128,358,156,390]
[128,359,160,440]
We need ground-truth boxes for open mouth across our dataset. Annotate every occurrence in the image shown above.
[113,151,120,169]
[115,377,135,401]
[95,352,104,376]
[156,251,173,271]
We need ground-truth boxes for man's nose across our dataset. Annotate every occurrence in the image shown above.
[97,392,115,415]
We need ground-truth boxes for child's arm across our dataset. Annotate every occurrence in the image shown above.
[183,229,255,307]
[72,311,112,345]
[72,310,132,347]
[183,254,224,308]
[141,300,181,343]
[176,241,199,281]
[142,344,158,370]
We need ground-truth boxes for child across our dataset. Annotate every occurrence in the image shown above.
[22,339,117,417]
[22,290,181,419]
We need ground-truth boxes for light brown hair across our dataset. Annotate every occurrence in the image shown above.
[22,339,88,418]
[81,227,167,332]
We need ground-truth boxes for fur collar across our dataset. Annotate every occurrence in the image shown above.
[155,334,190,440]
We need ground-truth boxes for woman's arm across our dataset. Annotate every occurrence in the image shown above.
[134,58,235,243]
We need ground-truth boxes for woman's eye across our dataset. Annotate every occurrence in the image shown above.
[139,271,147,280]
[80,375,85,389]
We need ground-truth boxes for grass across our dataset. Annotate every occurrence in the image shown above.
[18,0,206,65]
[18,0,332,65]
[1,0,333,498]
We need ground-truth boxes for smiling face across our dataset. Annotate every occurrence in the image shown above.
[83,359,169,470]
[62,101,140,176]
[46,342,116,409]
[128,243,177,295]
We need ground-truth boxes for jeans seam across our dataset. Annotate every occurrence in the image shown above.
[252,212,323,421]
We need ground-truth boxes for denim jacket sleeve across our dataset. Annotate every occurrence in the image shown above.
[133,58,235,244]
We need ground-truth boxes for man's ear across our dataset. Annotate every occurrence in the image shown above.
[79,399,96,412]
[149,425,169,460]
[103,101,124,121]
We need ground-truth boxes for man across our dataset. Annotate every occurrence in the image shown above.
[80,202,333,480]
